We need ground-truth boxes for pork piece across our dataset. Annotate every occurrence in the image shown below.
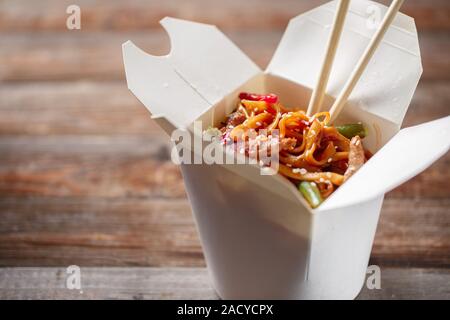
[220,110,246,144]
[344,136,365,181]
[226,111,246,127]
[280,137,297,151]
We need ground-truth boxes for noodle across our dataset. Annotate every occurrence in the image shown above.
[218,92,368,206]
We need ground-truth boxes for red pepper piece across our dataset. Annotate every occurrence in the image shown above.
[238,92,278,104]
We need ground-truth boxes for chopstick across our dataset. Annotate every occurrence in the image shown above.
[307,0,350,117]
[328,0,404,123]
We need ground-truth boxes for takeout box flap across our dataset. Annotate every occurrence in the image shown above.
[267,0,422,126]
[319,116,450,211]
[123,17,261,130]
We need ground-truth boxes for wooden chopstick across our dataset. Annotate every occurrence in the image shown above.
[328,0,404,123]
[307,0,350,117]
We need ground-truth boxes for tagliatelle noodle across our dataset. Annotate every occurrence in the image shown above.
[218,94,368,202]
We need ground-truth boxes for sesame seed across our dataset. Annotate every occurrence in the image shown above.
[327,158,332,163]
[256,122,262,126]
[300,168,307,175]
[286,163,292,167]
[319,178,324,182]
[355,140,360,146]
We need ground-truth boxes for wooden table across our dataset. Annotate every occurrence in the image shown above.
[0,0,449,299]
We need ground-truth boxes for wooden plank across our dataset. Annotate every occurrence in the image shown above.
[0,196,447,267]
[0,81,161,136]
[0,31,448,82]
[0,197,202,267]
[357,267,450,299]
[1,80,448,136]
[0,267,216,300]
[390,153,450,199]
[402,81,450,127]
[0,136,188,199]
[0,81,164,135]
[372,198,450,268]
[0,0,448,32]
[0,267,448,299]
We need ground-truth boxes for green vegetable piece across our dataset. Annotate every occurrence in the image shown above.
[336,123,367,139]
[299,181,323,208]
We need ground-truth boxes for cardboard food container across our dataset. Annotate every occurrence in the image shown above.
[123,0,450,299]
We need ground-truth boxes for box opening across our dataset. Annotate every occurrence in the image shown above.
[193,72,399,154]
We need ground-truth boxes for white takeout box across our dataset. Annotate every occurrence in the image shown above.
[123,0,450,299]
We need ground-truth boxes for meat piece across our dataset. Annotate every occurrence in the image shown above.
[329,160,348,175]
[344,136,365,181]
[220,110,246,144]
[280,137,297,151]
[226,111,246,127]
